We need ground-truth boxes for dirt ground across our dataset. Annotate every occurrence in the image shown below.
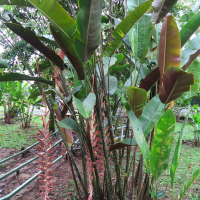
[0,132,83,200]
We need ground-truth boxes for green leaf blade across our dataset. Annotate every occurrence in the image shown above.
[150,109,176,180]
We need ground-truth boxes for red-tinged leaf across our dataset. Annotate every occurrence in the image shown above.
[48,139,53,146]
[47,156,54,162]
[38,174,46,179]
[47,163,54,168]
[97,166,104,170]
[38,129,45,138]
[159,67,194,104]
[46,170,54,176]
[5,23,64,71]
[106,139,111,143]
[38,139,45,146]
[37,153,45,160]
[37,145,45,152]
[38,160,45,165]
[158,14,181,88]
[47,148,54,155]
[47,182,54,187]
[96,160,102,165]
[139,67,160,91]
[152,0,178,24]
[38,167,46,172]
[50,25,84,80]
[47,188,55,193]
[38,180,46,184]
[39,185,46,190]
[46,176,54,181]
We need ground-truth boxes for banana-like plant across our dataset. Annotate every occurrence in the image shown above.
[0,0,200,199]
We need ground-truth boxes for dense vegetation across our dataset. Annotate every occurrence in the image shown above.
[0,0,200,199]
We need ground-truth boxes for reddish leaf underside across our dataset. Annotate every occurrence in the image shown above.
[159,67,194,104]
[158,14,181,89]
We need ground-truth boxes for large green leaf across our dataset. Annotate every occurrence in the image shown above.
[182,33,200,70]
[126,86,147,111]
[179,10,195,23]
[106,0,152,57]
[127,0,152,61]
[38,35,59,48]
[151,0,178,24]
[158,14,181,85]
[105,75,118,95]
[159,67,194,104]
[73,93,96,118]
[58,118,80,133]
[75,0,102,61]
[170,115,188,188]
[138,95,165,137]
[150,109,175,180]
[50,25,85,80]
[110,16,131,48]
[125,103,150,173]
[5,23,64,71]
[178,168,200,199]
[186,59,200,94]
[129,14,152,61]
[110,64,129,74]
[27,0,77,41]
[0,72,53,85]
[180,12,200,47]
[0,0,32,6]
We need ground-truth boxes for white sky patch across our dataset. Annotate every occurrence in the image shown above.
[0,45,4,53]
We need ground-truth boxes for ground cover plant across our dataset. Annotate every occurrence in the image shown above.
[0,0,200,200]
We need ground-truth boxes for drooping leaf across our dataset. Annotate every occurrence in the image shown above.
[109,138,138,151]
[182,33,200,70]
[138,95,165,137]
[110,64,129,74]
[180,12,200,47]
[27,0,77,41]
[159,67,194,104]
[125,103,150,173]
[0,59,9,68]
[129,14,152,61]
[50,25,84,80]
[151,0,178,24]
[186,59,200,94]
[75,0,102,61]
[73,93,96,118]
[58,118,80,133]
[158,14,181,85]
[139,67,160,92]
[126,86,147,111]
[5,23,64,71]
[170,115,188,188]
[0,72,53,85]
[178,168,200,199]
[106,0,152,57]
[0,0,32,6]
[110,16,131,48]
[150,109,175,180]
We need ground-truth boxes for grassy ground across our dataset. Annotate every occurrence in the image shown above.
[0,112,44,150]
[157,123,200,200]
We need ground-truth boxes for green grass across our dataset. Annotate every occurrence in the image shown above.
[0,115,44,150]
[157,123,200,200]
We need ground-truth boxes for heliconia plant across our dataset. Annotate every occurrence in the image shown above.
[0,0,200,199]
